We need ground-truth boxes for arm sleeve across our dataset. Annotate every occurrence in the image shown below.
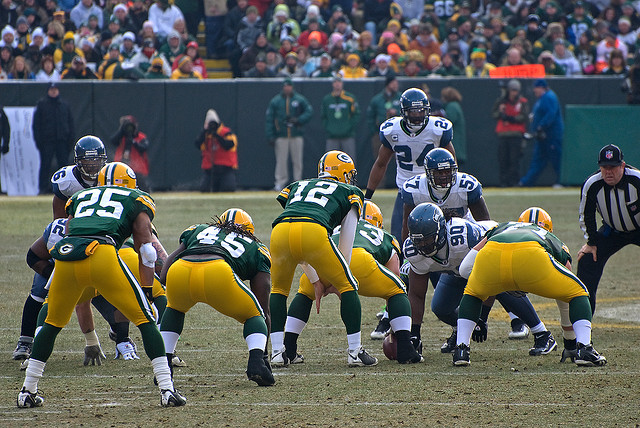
[337,206,359,265]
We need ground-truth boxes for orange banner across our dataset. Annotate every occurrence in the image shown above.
[489,64,546,78]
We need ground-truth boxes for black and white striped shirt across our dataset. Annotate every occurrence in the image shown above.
[579,166,640,245]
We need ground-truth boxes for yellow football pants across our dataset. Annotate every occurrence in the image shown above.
[45,244,156,328]
[464,241,589,302]
[270,220,358,296]
[165,259,264,323]
[298,248,406,300]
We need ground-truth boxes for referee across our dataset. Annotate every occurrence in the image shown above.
[577,144,640,313]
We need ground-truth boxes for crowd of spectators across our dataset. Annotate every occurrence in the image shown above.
[1,0,639,80]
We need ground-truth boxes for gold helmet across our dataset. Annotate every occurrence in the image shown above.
[318,150,357,185]
[98,162,137,189]
[362,201,383,228]
[220,208,255,234]
[518,207,553,232]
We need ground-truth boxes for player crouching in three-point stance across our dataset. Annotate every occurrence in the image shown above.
[452,207,606,367]
[159,208,275,387]
[17,162,186,408]
[281,201,423,365]
[270,150,378,367]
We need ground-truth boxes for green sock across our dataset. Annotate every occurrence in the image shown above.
[387,294,411,319]
[138,322,165,360]
[458,294,483,321]
[159,307,185,334]
[287,293,313,323]
[154,295,168,323]
[569,296,592,323]
[340,290,361,335]
[270,293,288,332]
[30,323,61,362]
[244,315,268,337]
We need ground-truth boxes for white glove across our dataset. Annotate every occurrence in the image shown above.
[115,340,140,360]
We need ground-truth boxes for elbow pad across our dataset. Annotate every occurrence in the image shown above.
[459,249,478,280]
[140,242,157,268]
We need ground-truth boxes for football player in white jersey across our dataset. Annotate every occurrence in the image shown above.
[364,88,456,242]
[403,203,558,357]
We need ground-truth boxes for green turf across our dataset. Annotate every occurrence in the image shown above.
[0,189,639,426]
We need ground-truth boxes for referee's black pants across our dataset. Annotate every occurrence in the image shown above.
[577,226,640,314]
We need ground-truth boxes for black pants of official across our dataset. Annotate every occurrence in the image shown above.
[577,226,640,314]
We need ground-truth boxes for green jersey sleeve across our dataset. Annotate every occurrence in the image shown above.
[487,222,572,265]
[333,221,400,264]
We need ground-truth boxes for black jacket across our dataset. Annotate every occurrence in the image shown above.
[32,95,75,149]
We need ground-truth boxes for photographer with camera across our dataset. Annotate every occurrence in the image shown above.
[195,109,238,192]
[518,79,564,188]
[265,78,314,191]
[491,79,530,187]
[110,115,150,191]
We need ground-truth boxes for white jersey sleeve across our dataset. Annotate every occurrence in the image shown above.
[44,218,67,250]
[51,166,90,201]
[379,116,453,189]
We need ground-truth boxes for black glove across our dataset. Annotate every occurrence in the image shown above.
[1,143,8,154]
[142,286,154,302]
[472,319,488,343]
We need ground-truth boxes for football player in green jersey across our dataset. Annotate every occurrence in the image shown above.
[18,162,186,409]
[159,208,275,387]
[280,201,424,364]
[270,150,378,367]
[452,207,606,368]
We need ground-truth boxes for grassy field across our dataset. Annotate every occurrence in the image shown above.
[1,188,639,427]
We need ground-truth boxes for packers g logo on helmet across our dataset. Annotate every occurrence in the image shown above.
[318,150,357,185]
[220,208,255,234]
[518,207,553,232]
[98,162,137,189]
[362,201,384,228]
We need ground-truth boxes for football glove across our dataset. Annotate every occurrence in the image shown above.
[84,344,107,366]
[410,336,423,356]
[472,319,488,343]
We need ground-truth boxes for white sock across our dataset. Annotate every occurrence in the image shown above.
[456,319,476,346]
[151,356,174,391]
[270,331,284,353]
[245,333,267,351]
[84,329,100,347]
[161,331,180,354]
[285,316,307,335]
[23,359,46,393]
[530,322,547,334]
[347,332,361,353]
[389,315,411,333]
[573,319,592,345]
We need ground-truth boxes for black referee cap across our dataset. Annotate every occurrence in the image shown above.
[598,144,623,166]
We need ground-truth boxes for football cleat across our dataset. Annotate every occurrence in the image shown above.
[171,353,187,367]
[160,389,187,407]
[575,343,607,367]
[529,331,557,356]
[288,353,304,364]
[347,346,378,367]
[17,387,44,408]
[560,338,577,363]
[115,340,140,360]
[397,339,424,364]
[370,317,391,340]
[270,349,289,367]
[410,336,423,356]
[441,329,457,354]
[246,353,276,386]
[13,339,33,360]
[452,344,471,366]
[508,318,530,340]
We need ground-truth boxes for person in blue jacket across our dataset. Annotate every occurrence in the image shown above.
[519,79,564,188]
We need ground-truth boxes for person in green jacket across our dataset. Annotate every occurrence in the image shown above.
[441,86,467,166]
[365,75,401,158]
[321,75,361,164]
[265,78,314,191]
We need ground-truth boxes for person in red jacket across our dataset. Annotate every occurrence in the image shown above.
[109,115,151,191]
[491,79,530,187]
[195,109,238,192]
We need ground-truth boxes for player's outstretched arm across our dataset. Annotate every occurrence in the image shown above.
[365,145,394,198]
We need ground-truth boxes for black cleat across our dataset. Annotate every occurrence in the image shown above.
[529,331,557,356]
[453,344,470,366]
[575,343,606,367]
